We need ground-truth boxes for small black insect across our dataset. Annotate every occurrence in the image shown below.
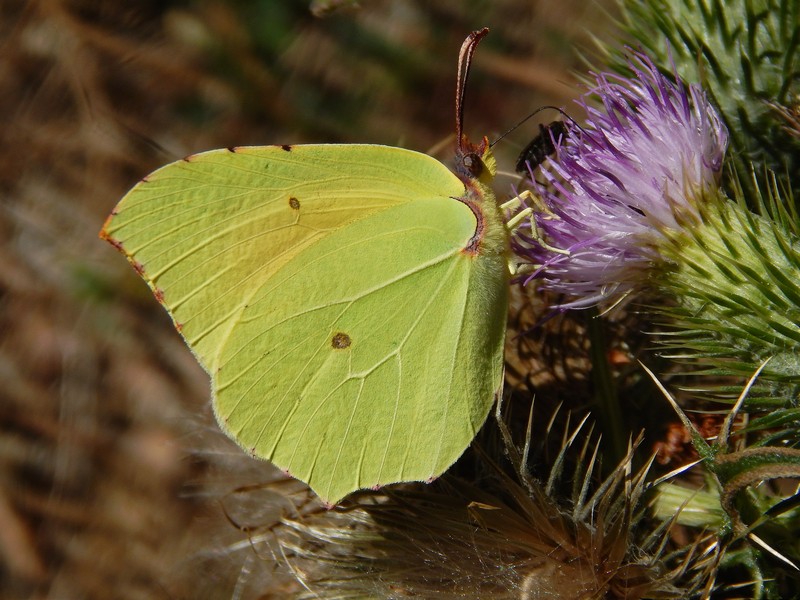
[515,120,569,173]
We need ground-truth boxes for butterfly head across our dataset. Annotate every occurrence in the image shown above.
[455,134,496,185]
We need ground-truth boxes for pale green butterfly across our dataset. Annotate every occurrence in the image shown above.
[101,29,511,505]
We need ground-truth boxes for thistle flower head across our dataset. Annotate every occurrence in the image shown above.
[514,51,728,309]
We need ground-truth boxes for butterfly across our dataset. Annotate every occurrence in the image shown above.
[100,28,510,505]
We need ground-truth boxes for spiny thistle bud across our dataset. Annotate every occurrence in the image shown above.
[614,0,800,201]
[655,182,800,406]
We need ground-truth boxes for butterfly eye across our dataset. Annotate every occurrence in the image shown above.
[461,152,484,178]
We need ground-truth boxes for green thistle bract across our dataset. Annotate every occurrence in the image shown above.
[656,187,800,407]
[615,0,800,202]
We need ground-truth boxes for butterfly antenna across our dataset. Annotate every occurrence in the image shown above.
[491,105,587,147]
[456,28,489,152]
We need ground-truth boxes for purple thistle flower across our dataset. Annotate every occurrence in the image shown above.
[513,51,728,310]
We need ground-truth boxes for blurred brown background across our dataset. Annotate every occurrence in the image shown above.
[0,1,615,597]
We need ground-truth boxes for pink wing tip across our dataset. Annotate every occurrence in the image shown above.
[101,234,124,253]
[98,214,119,244]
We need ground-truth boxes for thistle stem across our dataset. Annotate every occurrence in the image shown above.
[586,308,626,467]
